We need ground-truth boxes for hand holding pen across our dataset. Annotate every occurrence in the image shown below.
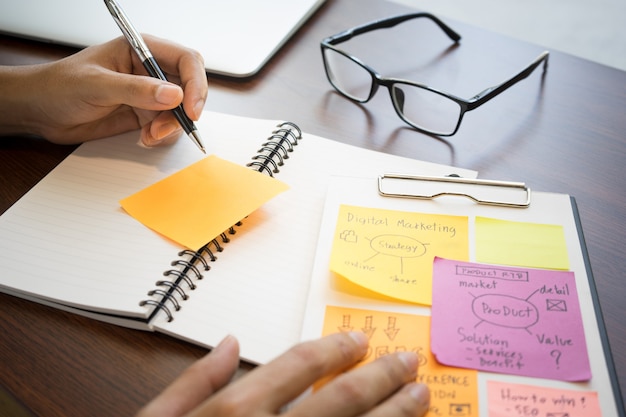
[104,0,207,153]
[0,35,207,145]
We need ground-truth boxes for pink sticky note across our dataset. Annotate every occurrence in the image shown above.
[431,257,591,381]
[487,380,601,417]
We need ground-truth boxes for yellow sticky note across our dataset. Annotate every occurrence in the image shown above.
[487,380,600,417]
[320,306,479,417]
[120,155,288,250]
[330,205,468,305]
[475,217,569,269]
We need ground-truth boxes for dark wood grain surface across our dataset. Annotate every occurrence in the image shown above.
[1,0,624,415]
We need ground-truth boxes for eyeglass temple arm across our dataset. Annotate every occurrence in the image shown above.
[467,51,550,110]
[324,12,461,45]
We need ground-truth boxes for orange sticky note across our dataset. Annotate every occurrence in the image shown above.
[120,155,288,250]
[487,380,601,417]
[320,306,479,417]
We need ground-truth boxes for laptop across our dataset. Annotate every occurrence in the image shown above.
[0,0,326,78]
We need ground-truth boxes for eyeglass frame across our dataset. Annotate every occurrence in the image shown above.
[321,12,550,136]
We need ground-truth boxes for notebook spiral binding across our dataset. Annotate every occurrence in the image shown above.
[141,121,303,322]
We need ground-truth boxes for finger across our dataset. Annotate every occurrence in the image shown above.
[92,69,185,112]
[140,111,183,147]
[289,351,420,417]
[144,35,208,120]
[362,383,430,417]
[203,332,369,415]
[137,335,240,417]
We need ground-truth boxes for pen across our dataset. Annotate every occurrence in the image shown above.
[103,0,206,153]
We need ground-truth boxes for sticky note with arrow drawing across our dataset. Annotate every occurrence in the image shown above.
[318,305,478,417]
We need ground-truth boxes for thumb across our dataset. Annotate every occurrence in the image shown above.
[136,335,241,417]
[98,71,184,111]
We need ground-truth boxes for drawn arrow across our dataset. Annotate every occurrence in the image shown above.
[337,314,354,333]
[384,316,400,341]
[361,315,376,339]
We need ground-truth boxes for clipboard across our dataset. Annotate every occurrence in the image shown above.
[301,174,625,417]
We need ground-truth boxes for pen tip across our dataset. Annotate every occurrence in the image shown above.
[188,130,206,154]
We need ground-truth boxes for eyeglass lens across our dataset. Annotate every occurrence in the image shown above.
[391,83,462,135]
[323,47,462,135]
[323,48,374,102]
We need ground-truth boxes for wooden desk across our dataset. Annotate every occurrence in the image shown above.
[1,0,624,415]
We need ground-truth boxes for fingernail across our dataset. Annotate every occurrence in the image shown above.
[213,334,236,354]
[397,351,419,376]
[409,383,430,404]
[193,98,205,120]
[347,331,368,348]
[137,137,150,148]
[155,83,182,105]
[156,122,180,140]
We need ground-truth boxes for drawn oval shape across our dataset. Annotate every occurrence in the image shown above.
[471,294,539,329]
[369,234,427,258]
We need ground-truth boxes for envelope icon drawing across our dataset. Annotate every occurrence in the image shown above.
[546,299,567,312]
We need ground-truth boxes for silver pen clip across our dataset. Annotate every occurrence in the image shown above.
[104,0,152,61]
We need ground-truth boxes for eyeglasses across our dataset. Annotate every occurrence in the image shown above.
[321,13,549,136]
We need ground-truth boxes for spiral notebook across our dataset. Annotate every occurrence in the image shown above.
[0,111,475,364]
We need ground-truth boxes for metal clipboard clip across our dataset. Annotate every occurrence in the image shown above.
[377,174,531,208]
